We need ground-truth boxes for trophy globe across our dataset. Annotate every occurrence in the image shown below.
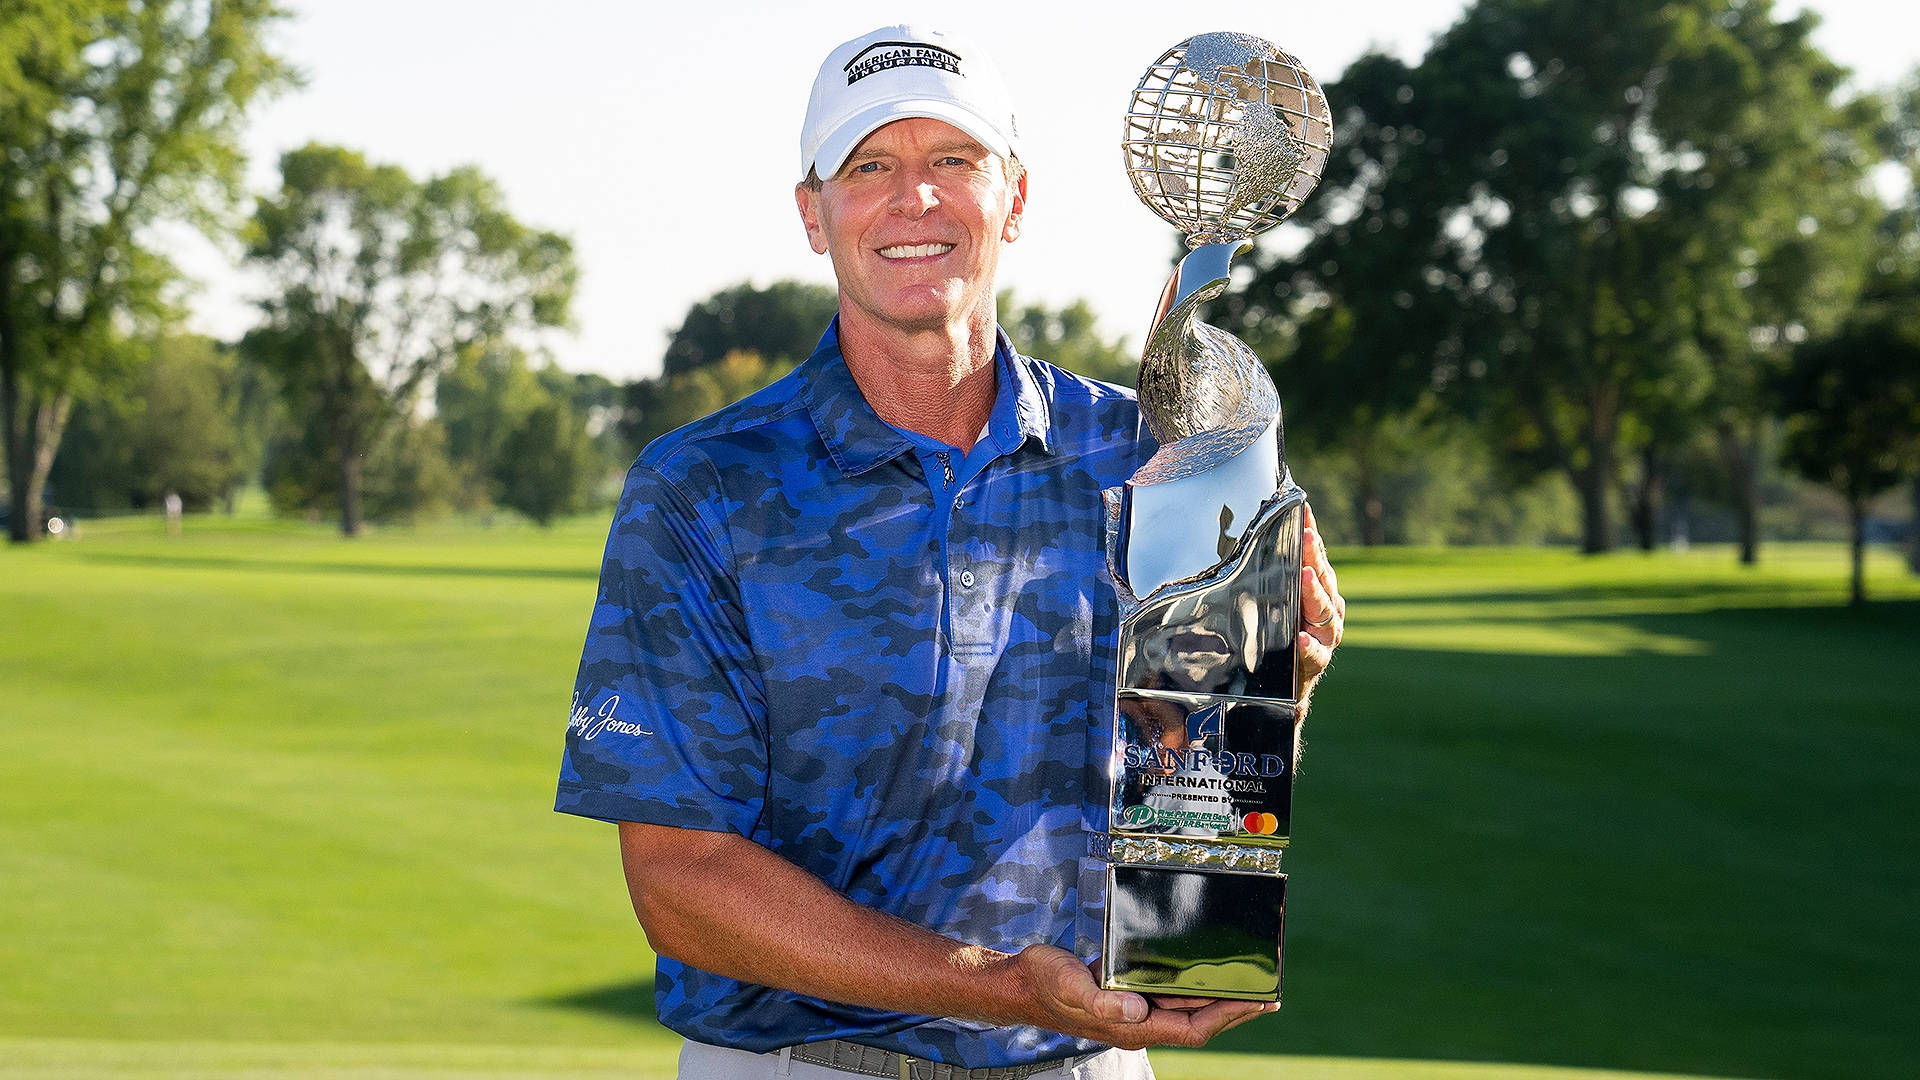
[1123,32,1333,246]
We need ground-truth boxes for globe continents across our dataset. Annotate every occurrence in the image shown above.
[1123,32,1332,245]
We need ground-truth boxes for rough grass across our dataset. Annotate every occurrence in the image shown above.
[3,512,1914,1079]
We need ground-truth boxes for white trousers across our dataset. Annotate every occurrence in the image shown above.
[676,1041,1156,1080]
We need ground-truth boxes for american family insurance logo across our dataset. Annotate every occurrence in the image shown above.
[846,41,963,84]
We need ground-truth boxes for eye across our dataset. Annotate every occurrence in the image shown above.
[852,161,883,174]
[938,156,970,167]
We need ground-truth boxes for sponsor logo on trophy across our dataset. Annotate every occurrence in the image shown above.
[1094,31,1332,1002]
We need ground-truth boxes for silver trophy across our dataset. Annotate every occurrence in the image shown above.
[1094,32,1331,1002]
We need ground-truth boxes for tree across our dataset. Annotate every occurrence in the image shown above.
[242,144,575,535]
[0,0,292,541]
[1278,0,1873,553]
[661,280,837,377]
[1222,51,1470,546]
[1658,2,1879,563]
[435,343,617,516]
[623,348,791,454]
[495,398,594,525]
[434,341,547,509]
[46,333,264,512]
[1775,318,1920,604]
[1877,69,1920,572]
[999,291,1136,386]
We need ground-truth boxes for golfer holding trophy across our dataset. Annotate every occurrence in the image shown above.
[561,24,1343,1079]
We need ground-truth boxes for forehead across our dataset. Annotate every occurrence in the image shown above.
[844,117,991,160]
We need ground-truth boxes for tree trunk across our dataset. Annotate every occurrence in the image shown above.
[1354,442,1384,547]
[1,256,32,544]
[1909,475,1919,576]
[339,428,363,538]
[1577,466,1611,553]
[29,392,71,528]
[1575,431,1617,555]
[1718,423,1761,566]
[1849,495,1867,607]
[1629,444,1661,552]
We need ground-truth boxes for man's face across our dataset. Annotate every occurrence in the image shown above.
[795,117,1026,337]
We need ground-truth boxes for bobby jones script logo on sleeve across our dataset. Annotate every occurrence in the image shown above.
[568,692,653,741]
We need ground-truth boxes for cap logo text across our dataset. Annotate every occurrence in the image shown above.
[845,41,962,85]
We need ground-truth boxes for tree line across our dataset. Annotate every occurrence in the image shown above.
[1204,0,1920,602]
[6,0,1920,606]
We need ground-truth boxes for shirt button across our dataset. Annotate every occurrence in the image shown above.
[959,569,976,588]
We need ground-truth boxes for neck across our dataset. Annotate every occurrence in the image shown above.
[837,307,999,452]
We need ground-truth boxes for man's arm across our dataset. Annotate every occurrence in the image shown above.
[619,821,1273,1050]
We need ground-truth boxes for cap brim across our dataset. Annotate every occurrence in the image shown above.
[812,99,1016,180]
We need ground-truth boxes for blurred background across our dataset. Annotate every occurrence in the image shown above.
[3,2,1917,1079]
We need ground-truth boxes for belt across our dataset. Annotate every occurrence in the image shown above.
[788,1039,1093,1080]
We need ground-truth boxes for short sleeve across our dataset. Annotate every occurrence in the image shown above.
[555,462,768,834]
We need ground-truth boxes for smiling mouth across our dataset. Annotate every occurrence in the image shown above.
[877,243,956,259]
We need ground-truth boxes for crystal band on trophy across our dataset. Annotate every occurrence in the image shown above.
[1095,31,1331,1003]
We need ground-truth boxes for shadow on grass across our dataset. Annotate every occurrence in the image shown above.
[1189,599,1918,1080]
[534,978,668,1028]
[81,550,597,582]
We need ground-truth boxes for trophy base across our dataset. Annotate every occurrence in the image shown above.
[1100,864,1285,1001]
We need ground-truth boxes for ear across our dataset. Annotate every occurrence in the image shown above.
[795,184,830,255]
[1002,169,1028,243]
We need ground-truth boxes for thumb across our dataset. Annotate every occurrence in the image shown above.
[1089,990,1149,1024]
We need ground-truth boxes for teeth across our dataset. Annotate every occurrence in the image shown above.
[878,243,954,259]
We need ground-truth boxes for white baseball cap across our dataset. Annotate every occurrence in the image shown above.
[799,25,1020,182]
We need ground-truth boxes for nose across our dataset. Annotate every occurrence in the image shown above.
[889,170,939,219]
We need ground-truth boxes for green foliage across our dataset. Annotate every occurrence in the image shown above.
[623,349,792,453]
[1775,317,1920,602]
[1297,415,1581,547]
[262,410,459,526]
[0,0,293,541]
[998,291,1137,386]
[242,143,576,536]
[661,280,837,377]
[496,399,596,526]
[46,334,268,512]
[1232,0,1878,556]
[436,342,550,509]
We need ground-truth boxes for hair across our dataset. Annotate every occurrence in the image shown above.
[801,154,1025,192]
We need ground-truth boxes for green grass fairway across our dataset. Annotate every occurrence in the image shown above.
[4,514,1915,1079]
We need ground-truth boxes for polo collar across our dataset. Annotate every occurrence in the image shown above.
[801,319,1057,476]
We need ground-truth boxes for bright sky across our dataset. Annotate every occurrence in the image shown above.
[173,1,1920,379]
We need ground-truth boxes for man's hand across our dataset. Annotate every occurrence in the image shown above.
[1298,501,1345,703]
[620,824,1270,1051]
[1008,945,1273,1050]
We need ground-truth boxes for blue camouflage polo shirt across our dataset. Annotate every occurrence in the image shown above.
[556,320,1152,1066]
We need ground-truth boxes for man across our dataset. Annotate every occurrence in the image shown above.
[556,25,1346,1080]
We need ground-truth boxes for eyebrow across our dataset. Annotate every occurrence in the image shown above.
[844,141,990,164]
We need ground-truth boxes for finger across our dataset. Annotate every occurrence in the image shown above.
[1319,540,1340,607]
[1300,564,1336,630]
[1148,994,1217,1012]
[1214,1001,1280,1035]
[1300,504,1341,600]
[1178,999,1274,1042]
[1299,629,1334,680]
[1302,520,1327,575]
[1089,989,1149,1024]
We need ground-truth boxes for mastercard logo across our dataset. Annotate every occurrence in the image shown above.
[1241,812,1280,835]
